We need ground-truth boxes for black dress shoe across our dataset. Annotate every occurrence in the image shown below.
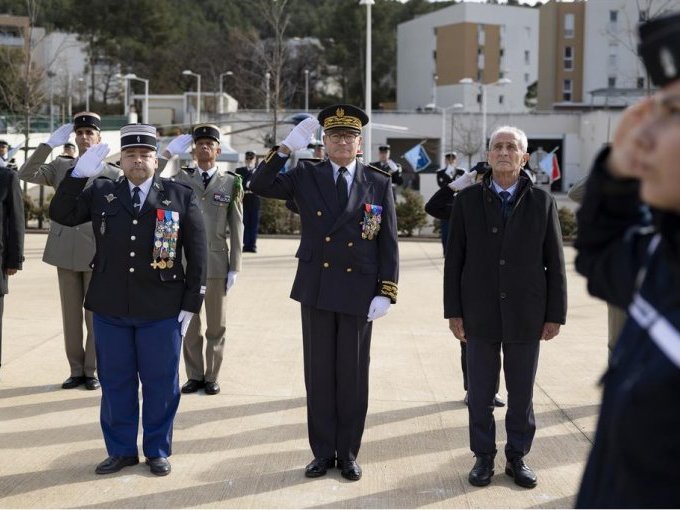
[338,459,362,481]
[305,457,335,478]
[505,458,537,488]
[204,381,220,395]
[494,394,506,407]
[181,379,204,393]
[146,457,171,476]
[84,377,100,390]
[95,456,139,474]
[62,376,86,389]
[468,455,494,486]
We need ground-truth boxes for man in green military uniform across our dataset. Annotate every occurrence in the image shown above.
[161,124,243,395]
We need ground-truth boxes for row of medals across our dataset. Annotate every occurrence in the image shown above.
[151,212,179,269]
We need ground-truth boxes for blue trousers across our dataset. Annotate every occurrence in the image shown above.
[243,201,260,251]
[93,314,181,458]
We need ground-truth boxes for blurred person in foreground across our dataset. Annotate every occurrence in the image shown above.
[575,11,680,508]
[444,126,567,489]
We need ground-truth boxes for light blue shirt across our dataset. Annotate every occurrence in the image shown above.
[491,179,518,199]
[128,176,153,208]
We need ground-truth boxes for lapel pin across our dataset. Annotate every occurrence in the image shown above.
[104,194,117,203]
[162,199,172,206]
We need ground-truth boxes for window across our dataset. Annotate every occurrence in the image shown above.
[608,43,618,68]
[564,46,573,70]
[610,10,618,23]
[433,50,437,60]
[524,73,530,83]
[500,48,504,58]
[477,25,485,46]
[524,50,530,65]
[499,70,505,79]
[637,77,645,89]
[608,76,616,88]
[477,69,483,81]
[476,93,482,104]
[563,79,572,101]
[499,95,504,105]
[564,13,575,38]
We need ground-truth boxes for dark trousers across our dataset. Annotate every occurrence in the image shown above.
[301,305,372,461]
[93,314,182,458]
[460,341,500,394]
[0,295,3,367]
[466,339,540,459]
[243,198,260,251]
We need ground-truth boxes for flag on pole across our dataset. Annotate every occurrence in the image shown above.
[539,148,561,183]
[403,143,432,172]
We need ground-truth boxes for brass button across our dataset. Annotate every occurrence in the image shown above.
[130,252,136,257]
[129,267,135,273]
[323,262,329,268]
[347,242,353,247]
[317,211,322,216]
[325,236,331,242]
[132,219,138,225]
[346,268,352,272]
[130,235,136,241]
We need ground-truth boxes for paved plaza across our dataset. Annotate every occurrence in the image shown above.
[0,233,607,508]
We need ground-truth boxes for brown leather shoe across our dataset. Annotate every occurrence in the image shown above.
[305,457,335,478]
[338,459,362,481]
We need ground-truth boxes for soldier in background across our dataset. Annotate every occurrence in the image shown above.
[436,152,466,253]
[235,151,261,253]
[161,124,243,396]
[60,142,77,159]
[370,144,402,199]
[18,112,123,390]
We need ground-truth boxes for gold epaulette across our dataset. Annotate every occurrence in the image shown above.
[366,164,390,177]
[379,280,398,303]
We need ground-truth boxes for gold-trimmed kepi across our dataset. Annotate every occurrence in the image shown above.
[192,123,221,143]
[317,104,368,133]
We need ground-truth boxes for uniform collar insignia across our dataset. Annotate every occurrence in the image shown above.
[162,199,172,206]
[104,193,117,203]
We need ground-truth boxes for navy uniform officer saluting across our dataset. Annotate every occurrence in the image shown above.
[250,104,399,482]
[49,124,207,477]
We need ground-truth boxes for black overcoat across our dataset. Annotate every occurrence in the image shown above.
[443,174,567,343]
[49,174,207,319]
[0,167,24,295]
[250,152,399,317]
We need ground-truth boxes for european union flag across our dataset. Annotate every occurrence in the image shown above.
[403,143,431,172]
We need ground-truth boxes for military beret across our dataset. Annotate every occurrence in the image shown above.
[638,11,680,87]
[120,123,157,151]
[192,123,220,143]
[318,104,368,133]
[73,111,101,131]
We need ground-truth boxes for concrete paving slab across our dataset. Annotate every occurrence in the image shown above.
[0,234,607,508]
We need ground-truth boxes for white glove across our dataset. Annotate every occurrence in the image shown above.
[225,271,238,293]
[448,170,477,192]
[164,134,193,157]
[46,123,74,149]
[281,117,319,153]
[177,310,194,337]
[71,143,110,178]
[367,296,391,322]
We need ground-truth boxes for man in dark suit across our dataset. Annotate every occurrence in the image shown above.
[49,124,207,477]
[0,164,25,369]
[235,151,261,253]
[436,152,466,252]
[250,104,399,481]
[444,126,567,489]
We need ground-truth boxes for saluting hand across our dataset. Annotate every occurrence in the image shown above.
[608,97,653,179]
[281,117,319,153]
[163,134,193,159]
[448,170,477,192]
[449,317,466,341]
[46,123,74,149]
[72,143,110,178]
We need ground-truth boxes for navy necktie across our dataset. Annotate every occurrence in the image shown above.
[202,171,211,188]
[336,167,348,211]
[132,186,141,215]
[499,190,512,222]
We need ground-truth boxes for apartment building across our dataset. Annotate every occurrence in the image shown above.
[397,2,539,114]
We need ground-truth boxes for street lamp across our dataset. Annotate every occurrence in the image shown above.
[78,77,89,111]
[115,73,129,116]
[264,72,271,113]
[438,103,463,165]
[459,77,511,156]
[359,0,374,162]
[182,69,201,123]
[218,71,233,115]
[124,73,149,124]
[304,69,309,112]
